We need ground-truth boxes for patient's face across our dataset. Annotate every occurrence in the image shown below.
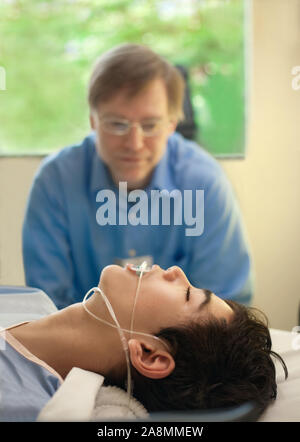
[98,264,233,336]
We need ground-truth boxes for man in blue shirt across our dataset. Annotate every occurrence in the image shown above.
[22,43,253,309]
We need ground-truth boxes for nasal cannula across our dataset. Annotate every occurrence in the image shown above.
[81,261,163,411]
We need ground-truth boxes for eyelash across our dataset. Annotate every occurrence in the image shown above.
[186,286,190,301]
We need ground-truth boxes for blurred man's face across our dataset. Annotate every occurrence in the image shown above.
[90,78,177,190]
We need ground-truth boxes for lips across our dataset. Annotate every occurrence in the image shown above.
[120,157,144,163]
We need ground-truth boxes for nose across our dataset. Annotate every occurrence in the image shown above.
[163,266,189,283]
[124,125,144,152]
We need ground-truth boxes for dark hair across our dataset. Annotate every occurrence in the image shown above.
[130,301,288,414]
[88,43,185,119]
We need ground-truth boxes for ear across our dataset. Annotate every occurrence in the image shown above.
[128,339,175,380]
[89,113,96,130]
[168,118,178,136]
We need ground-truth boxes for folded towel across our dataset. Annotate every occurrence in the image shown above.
[92,384,148,420]
[37,367,148,421]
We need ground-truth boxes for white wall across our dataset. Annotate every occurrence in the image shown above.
[0,0,300,330]
[221,0,300,330]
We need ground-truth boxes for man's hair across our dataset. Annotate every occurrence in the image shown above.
[87,43,185,119]
[130,301,288,415]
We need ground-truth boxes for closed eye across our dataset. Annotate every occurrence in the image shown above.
[186,286,190,301]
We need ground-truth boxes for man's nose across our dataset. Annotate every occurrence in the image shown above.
[124,125,144,151]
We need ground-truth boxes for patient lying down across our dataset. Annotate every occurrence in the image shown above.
[0,264,287,421]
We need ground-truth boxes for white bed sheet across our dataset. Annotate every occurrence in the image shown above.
[0,286,299,421]
[259,329,300,421]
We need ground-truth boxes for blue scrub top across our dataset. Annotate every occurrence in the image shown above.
[22,132,253,309]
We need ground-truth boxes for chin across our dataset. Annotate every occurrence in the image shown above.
[126,174,151,191]
[98,264,124,286]
[116,165,151,184]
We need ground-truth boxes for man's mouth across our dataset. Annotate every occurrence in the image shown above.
[120,156,147,163]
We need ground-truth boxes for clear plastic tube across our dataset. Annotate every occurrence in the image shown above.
[82,286,133,401]
[129,261,148,337]
[81,263,150,406]
[81,262,169,413]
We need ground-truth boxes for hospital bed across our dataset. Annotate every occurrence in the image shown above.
[0,286,299,422]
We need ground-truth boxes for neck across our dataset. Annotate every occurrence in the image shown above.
[9,301,126,381]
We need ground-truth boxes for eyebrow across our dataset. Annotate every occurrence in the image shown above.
[102,112,163,121]
[198,289,212,311]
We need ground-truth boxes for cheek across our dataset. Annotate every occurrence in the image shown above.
[97,132,120,156]
[146,137,167,162]
[136,284,177,318]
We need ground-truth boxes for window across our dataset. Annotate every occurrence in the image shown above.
[0,0,247,157]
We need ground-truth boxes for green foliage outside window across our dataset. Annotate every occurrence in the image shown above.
[0,0,246,157]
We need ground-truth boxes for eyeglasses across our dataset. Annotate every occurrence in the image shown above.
[98,116,168,137]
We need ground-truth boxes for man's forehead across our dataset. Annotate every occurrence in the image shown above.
[101,78,168,103]
[96,78,170,117]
